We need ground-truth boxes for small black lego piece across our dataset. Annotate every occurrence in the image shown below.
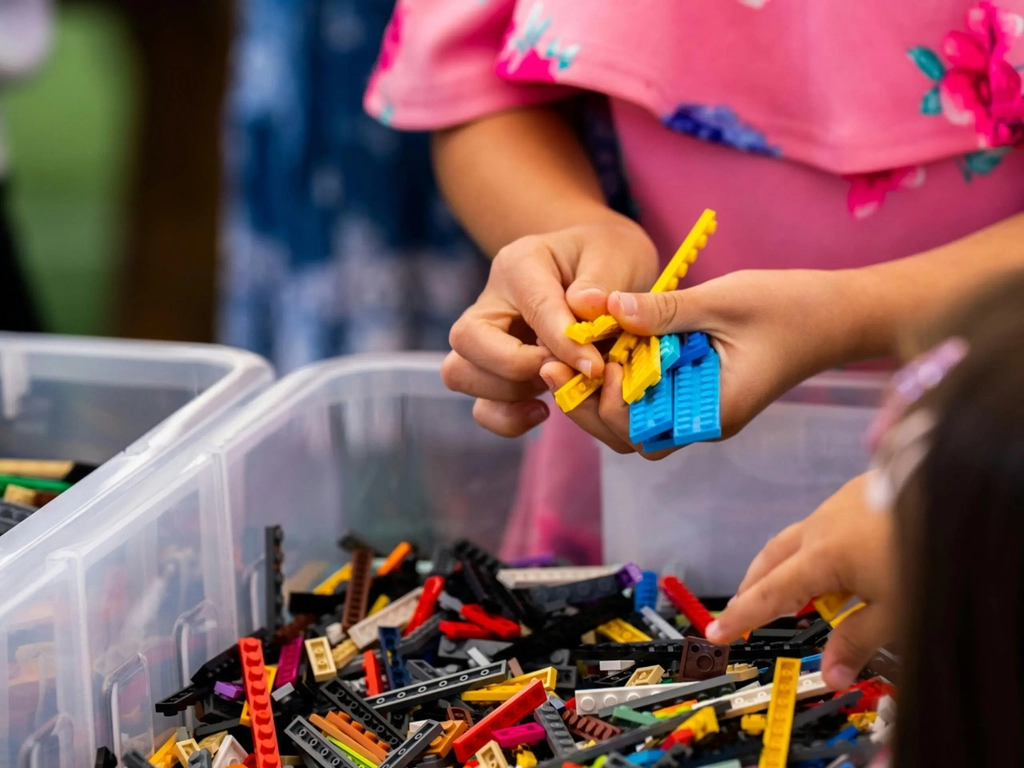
[265,525,285,631]
[94,746,117,768]
[494,594,633,662]
[155,683,211,716]
[121,752,156,768]
[288,590,347,616]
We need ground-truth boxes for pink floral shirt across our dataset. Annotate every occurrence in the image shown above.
[366,1,1024,563]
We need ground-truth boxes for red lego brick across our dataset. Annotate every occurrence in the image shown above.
[564,698,576,712]
[239,637,282,768]
[795,600,817,618]
[453,679,548,762]
[661,728,693,749]
[462,604,522,639]
[439,621,497,640]
[364,650,386,696]
[405,575,445,636]
[659,576,714,638]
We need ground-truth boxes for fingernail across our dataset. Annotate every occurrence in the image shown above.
[541,373,557,392]
[617,292,639,317]
[825,665,856,690]
[528,402,549,424]
[542,356,559,366]
[577,359,593,378]
[705,620,722,641]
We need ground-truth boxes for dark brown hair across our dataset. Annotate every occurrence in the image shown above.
[892,271,1024,768]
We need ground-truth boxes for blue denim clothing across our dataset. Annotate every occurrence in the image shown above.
[220,0,486,372]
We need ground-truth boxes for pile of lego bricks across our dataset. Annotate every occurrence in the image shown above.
[103,532,897,768]
[0,458,95,536]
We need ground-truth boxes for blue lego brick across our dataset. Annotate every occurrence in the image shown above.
[826,725,860,747]
[671,349,721,447]
[800,653,822,673]
[629,751,665,768]
[629,372,674,444]
[669,332,711,370]
[633,570,659,612]
[658,334,682,371]
[641,427,677,453]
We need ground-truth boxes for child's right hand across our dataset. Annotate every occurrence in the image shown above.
[706,474,898,690]
[441,217,659,440]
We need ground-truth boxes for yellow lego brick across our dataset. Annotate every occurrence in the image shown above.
[368,594,391,616]
[622,336,661,404]
[677,706,719,742]
[173,738,200,763]
[332,638,359,668]
[476,740,510,768]
[758,658,800,768]
[592,757,607,768]
[197,731,227,755]
[625,665,665,687]
[581,630,598,645]
[503,667,556,691]
[597,618,652,643]
[306,637,338,682]
[848,712,877,731]
[565,315,621,344]
[650,209,717,294]
[315,563,352,595]
[608,332,639,365]
[832,601,867,627]
[812,591,854,622]
[149,734,177,768]
[514,747,537,768]
[554,372,604,413]
[240,665,277,726]
[741,714,767,736]
[463,685,527,703]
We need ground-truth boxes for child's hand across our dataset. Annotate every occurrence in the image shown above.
[441,217,659,440]
[705,474,897,690]
[540,269,851,457]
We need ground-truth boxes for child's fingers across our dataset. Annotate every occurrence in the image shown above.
[441,352,548,403]
[471,399,550,438]
[506,268,606,379]
[448,314,551,383]
[707,551,833,644]
[596,364,638,450]
[565,238,658,321]
[820,605,891,690]
[608,288,714,337]
[540,361,635,453]
[734,523,803,596]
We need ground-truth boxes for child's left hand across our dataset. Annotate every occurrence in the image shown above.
[704,474,898,690]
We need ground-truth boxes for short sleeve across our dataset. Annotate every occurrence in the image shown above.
[364,0,575,130]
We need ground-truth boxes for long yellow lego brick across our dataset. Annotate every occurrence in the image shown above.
[758,658,800,768]
[622,336,661,404]
[597,618,652,643]
[650,209,717,293]
[554,372,604,414]
[608,332,639,365]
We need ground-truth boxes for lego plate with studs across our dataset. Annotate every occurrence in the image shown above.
[114,532,895,768]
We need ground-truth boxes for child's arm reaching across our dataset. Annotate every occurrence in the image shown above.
[704,474,897,691]
[541,211,1024,455]
[434,107,660,440]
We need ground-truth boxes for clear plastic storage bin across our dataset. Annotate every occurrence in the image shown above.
[0,355,883,766]
[0,334,273,766]
[602,371,886,596]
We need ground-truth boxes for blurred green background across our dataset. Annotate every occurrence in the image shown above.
[3,4,135,335]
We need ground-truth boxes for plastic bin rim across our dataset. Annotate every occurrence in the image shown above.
[205,351,447,446]
[0,332,271,369]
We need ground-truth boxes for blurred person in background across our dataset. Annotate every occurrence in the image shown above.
[219,0,485,373]
[0,0,49,332]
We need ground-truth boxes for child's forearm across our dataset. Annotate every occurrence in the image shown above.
[834,212,1024,364]
[432,106,624,257]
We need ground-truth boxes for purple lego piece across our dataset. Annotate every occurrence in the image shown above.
[275,636,303,689]
[507,553,556,567]
[214,680,245,701]
[492,723,546,749]
[615,563,643,589]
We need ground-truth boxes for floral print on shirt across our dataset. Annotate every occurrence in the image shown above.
[910,1,1024,176]
[497,2,578,82]
[662,104,781,157]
